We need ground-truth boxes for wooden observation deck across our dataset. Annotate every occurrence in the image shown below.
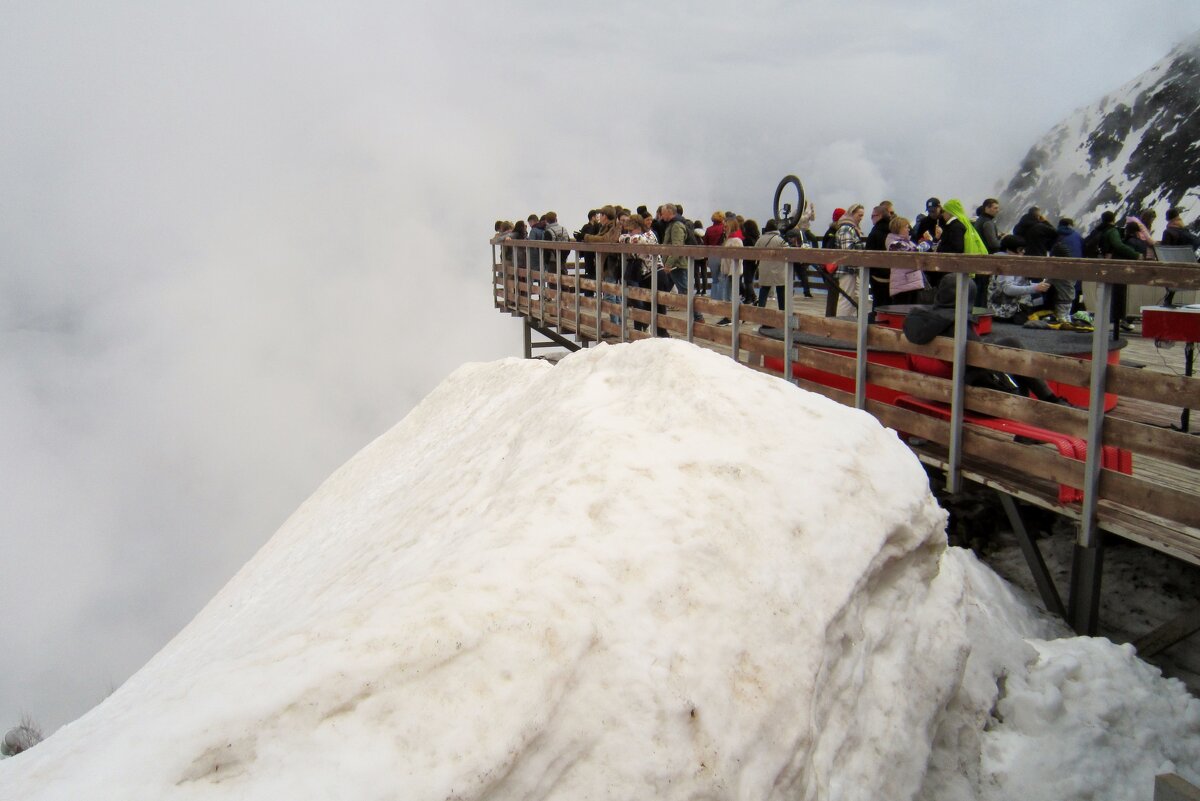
[491,236,1200,646]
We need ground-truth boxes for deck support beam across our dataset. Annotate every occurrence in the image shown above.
[998,493,1066,619]
[1068,538,1105,635]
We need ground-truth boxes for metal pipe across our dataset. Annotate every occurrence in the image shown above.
[1079,281,1113,547]
[854,265,869,409]
[650,254,658,335]
[574,249,582,343]
[731,260,741,364]
[687,257,696,344]
[946,272,970,494]
[619,253,627,343]
[538,246,545,323]
[555,248,563,330]
[784,258,794,383]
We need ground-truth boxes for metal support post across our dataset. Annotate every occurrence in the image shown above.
[538,248,545,323]
[555,249,563,330]
[998,493,1066,618]
[1069,281,1112,635]
[784,262,794,383]
[650,256,659,335]
[946,272,970,493]
[687,258,696,344]
[854,265,870,409]
[731,263,741,364]
[624,253,633,340]
[574,251,582,344]
[1068,540,1104,635]
[522,317,532,359]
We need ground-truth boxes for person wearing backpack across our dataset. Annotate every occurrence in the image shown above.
[658,203,703,322]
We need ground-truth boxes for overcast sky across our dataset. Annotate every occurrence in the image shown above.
[2,2,1198,733]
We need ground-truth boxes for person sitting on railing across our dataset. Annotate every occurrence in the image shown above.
[884,215,933,304]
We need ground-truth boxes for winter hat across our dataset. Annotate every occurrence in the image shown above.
[832,207,846,222]
[926,197,942,211]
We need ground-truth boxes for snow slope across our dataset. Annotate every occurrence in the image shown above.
[0,340,1196,800]
[998,31,1200,232]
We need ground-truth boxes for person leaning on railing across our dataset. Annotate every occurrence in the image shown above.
[833,203,867,317]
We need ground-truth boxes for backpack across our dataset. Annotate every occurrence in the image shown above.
[679,219,702,247]
[1081,225,1105,258]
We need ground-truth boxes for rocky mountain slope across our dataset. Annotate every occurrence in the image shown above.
[999,31,1200,232]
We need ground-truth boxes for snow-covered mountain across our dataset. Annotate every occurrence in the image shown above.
[999,31,1200,231]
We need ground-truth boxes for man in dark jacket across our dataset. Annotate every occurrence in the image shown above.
[1055,218,1084,257]
[1162,207,1200,249]
[864,201,895,309]
[974,198,1002,253]
[1013,207,1058,256]
[913,197,942,244]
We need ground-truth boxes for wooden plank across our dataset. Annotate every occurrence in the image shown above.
[1156,774,1200,801]
[1133,606,1200,658]
[1100,469,1200,529]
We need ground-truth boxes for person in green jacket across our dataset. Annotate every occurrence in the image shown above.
[1096,210,1142,336]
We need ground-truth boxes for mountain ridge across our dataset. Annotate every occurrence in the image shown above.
[998,31,1200,233]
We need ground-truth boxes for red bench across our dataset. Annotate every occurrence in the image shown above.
[893,394,1131,503]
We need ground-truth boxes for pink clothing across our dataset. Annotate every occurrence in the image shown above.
[885,233,929,295]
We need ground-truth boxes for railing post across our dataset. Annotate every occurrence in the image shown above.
[687,256,696,344]
[540,245,547,318]
[855,265,870,409]
[784,258,794,384]
[731,260,741,364]
[492,242,500,309]
[650,255,659,335]
[574,250,582,344]
[946,272,970,493]
[619,252,628,343]
[596,260,603,341]
[1069,280,1113,635]
[555,248,563,331]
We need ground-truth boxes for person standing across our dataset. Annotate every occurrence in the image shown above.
[1162,207,1200,249]
[658,203,703,322]
[702,211,725,297]
[754,220,790,309]
[833,204,867,317]
[714,215,744,325]
[865,201,895,309]
[974,198,1003,253]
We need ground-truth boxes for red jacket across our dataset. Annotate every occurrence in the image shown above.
[703,223,725,247]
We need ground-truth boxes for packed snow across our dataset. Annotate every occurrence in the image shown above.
[1,340,1196,800]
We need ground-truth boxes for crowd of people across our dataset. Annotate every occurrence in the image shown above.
[492,198,1200,338]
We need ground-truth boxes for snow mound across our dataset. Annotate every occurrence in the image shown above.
[0,340,966,799]
[3,339,1198,800]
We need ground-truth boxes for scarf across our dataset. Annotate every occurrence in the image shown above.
[943,199,989,255]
